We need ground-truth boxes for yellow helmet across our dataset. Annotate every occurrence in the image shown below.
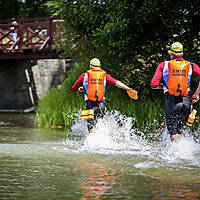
[168,42,183,55]
[90,58,101,68]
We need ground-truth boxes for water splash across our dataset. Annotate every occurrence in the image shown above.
[70,110,200,167]
[158,130,199,162]
[71,111,147,154]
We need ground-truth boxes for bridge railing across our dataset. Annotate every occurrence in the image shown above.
[0,16,63,53]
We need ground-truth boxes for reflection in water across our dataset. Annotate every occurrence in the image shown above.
[0,113,35,128]
[0,113,199,199]
[77,159,116,200]
[154,179,200,200]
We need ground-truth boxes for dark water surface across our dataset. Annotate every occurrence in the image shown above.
[0,113,199,200]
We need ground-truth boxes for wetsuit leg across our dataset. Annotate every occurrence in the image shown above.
[86,100,105,131]
[165,92,190,135]
[183,95,192,114]
[95,102,105,118]
[86,100,96,131]
[176,95,192,115]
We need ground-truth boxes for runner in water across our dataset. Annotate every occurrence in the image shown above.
[151,42,200,142]
[72,58,138,133]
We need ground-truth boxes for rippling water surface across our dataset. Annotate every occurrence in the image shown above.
[0,112,199,200]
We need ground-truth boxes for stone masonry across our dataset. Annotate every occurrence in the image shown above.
[32,59,66,100]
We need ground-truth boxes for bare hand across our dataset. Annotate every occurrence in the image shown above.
[192,93,199,103]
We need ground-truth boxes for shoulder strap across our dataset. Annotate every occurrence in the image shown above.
[162,61,169,88]
[191,63,194,70]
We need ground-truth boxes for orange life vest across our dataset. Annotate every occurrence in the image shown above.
[168,59,190,96]
[87,67,106,101]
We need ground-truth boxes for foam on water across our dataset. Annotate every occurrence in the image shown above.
[157,130,200,163]
[69,110,200,167]
[70,111,148,154]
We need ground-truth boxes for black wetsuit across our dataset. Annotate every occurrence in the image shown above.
[86,100,105,131]
[165,92,192,135]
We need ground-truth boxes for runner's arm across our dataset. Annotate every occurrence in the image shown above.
[191,63,200,103]
[115,81,130,91]
[106,74,130,90]
[192,81,200,103]
[150,62,164,89]
[106,74,138,99]
[72,74,85,92]
[192,63,200,78]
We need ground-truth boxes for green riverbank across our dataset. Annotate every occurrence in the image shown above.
[35,63,200,136]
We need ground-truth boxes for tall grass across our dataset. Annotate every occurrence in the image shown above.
[35,63,87,128]
[105,85,165,130]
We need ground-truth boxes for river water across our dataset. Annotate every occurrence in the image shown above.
[0,112,199,200]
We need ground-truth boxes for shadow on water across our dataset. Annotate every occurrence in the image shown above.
[0,112,200,199]
[0,113,35,128]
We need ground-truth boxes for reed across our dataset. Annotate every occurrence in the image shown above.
[105,86,165,130]
[35,63,87,128]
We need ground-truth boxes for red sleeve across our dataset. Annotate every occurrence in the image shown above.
[150,62,165,88]
[106,74,117,85]
[191,63,200,78]
[72,73,85,92]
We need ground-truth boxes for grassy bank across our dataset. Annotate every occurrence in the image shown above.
[35,63,167,131]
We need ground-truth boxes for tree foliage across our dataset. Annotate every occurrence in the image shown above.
[0,0,19,19]
[47,0,200,97]
[0,0,50,19]
[18,0,51,18]
[1,0,200,96]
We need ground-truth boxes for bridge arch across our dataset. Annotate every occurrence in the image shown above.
[0,17,68,112]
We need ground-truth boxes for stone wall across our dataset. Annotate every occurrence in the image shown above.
[32,59,66,100]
